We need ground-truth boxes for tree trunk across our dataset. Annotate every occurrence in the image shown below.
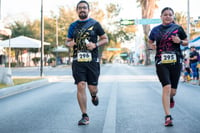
[143,25,151,65]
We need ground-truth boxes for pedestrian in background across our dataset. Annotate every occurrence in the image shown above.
[181,58,192,82]
[66,0,108,125]
[189,46,199,84]
[183,66,192,82]
[148,7,188,126]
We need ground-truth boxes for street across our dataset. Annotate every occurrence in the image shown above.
[0,63,200,133]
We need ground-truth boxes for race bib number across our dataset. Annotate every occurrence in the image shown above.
[161,52,177,64]
[77,52,92,62]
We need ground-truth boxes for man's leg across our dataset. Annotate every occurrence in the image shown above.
[77,81,90,125]
[77,81,87,114]
[88,85,99,106]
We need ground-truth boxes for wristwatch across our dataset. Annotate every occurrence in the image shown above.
[180,40,183,44]
[96,42,99,47]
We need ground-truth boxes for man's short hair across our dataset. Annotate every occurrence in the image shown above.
[76,0,90,10]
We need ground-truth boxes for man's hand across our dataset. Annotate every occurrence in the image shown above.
[86,42,96,50]
[66,40,76,47]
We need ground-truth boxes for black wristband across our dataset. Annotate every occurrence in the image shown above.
[180,40,183,44]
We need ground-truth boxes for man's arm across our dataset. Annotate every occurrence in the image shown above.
[86,34,108,51]
[96,34,108,47]
[65,38,76,47]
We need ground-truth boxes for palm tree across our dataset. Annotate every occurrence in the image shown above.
[136,0,159,65]
[175,12,200,40]
[174,12,187,29]
[190,18,200,40]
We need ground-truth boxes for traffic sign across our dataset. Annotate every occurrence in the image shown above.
[120,19,161,25]
[120,53,128,56]
[107,48,121,51]
[120,19,135,25]
[135,19,161,25]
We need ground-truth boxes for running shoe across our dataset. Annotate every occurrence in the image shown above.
[170,97,175,108]
[92,96,99,106]
[78,114,89,125]
[164,115,173,127]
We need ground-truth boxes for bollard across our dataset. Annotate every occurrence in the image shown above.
[0,67,14,86]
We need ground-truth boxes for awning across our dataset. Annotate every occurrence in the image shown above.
[0,35,50,48]
[52,46,69,52]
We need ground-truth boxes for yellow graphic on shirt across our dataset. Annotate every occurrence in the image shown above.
[76,26,94,52]
[75,26,94,62]
[88,26,94,31]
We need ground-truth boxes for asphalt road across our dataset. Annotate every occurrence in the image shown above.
[0,63,200,133]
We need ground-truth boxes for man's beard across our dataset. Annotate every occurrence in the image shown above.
[79,12,88,19]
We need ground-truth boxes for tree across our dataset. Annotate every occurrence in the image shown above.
[2,1,139,65]
[5,20,37,65]
[136,0,159,65]
[190,18,200,39]
[175,12,200,40]
[103,3,137,62]
[56,6,78,64]
[174,12,187,29]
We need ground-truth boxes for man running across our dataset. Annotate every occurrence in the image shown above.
[66,0,108,125]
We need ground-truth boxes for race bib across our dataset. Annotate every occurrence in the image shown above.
[161,52,177,64]
[77,51,92,62]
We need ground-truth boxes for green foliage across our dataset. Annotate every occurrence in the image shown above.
[8,21,36,38]
[47,57,56,63]
[0,78,41,89]
[3,2,138,64]
[32,57,40,65]
[28,48,38,54]
[5,62,24,67]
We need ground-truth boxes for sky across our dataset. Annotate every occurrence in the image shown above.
[1,0,199,23]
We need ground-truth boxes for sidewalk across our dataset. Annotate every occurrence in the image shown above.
[184,80,200,86]
[0,78,50,99]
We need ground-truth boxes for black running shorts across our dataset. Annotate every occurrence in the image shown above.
[72,61,100,85]
[156,63,182,89]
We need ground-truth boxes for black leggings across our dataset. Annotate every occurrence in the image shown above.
[156,63,182,89]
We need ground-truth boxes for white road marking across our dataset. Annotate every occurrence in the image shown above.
[102,81,117,133]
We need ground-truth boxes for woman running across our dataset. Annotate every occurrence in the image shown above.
[148,7,188,126]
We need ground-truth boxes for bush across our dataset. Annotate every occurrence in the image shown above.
[32,57,40,66]
[5,62,17,67]
[47,57,56,64]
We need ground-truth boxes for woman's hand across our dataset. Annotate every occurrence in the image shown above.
[148,40,156,50]
[171,34,181,44]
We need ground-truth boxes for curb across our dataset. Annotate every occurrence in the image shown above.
[0,78,50,99]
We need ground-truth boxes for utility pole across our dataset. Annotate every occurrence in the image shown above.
[56,17,58,66]
[0,0,1,20]
[40,0,44,77]
[187,0,190,41]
